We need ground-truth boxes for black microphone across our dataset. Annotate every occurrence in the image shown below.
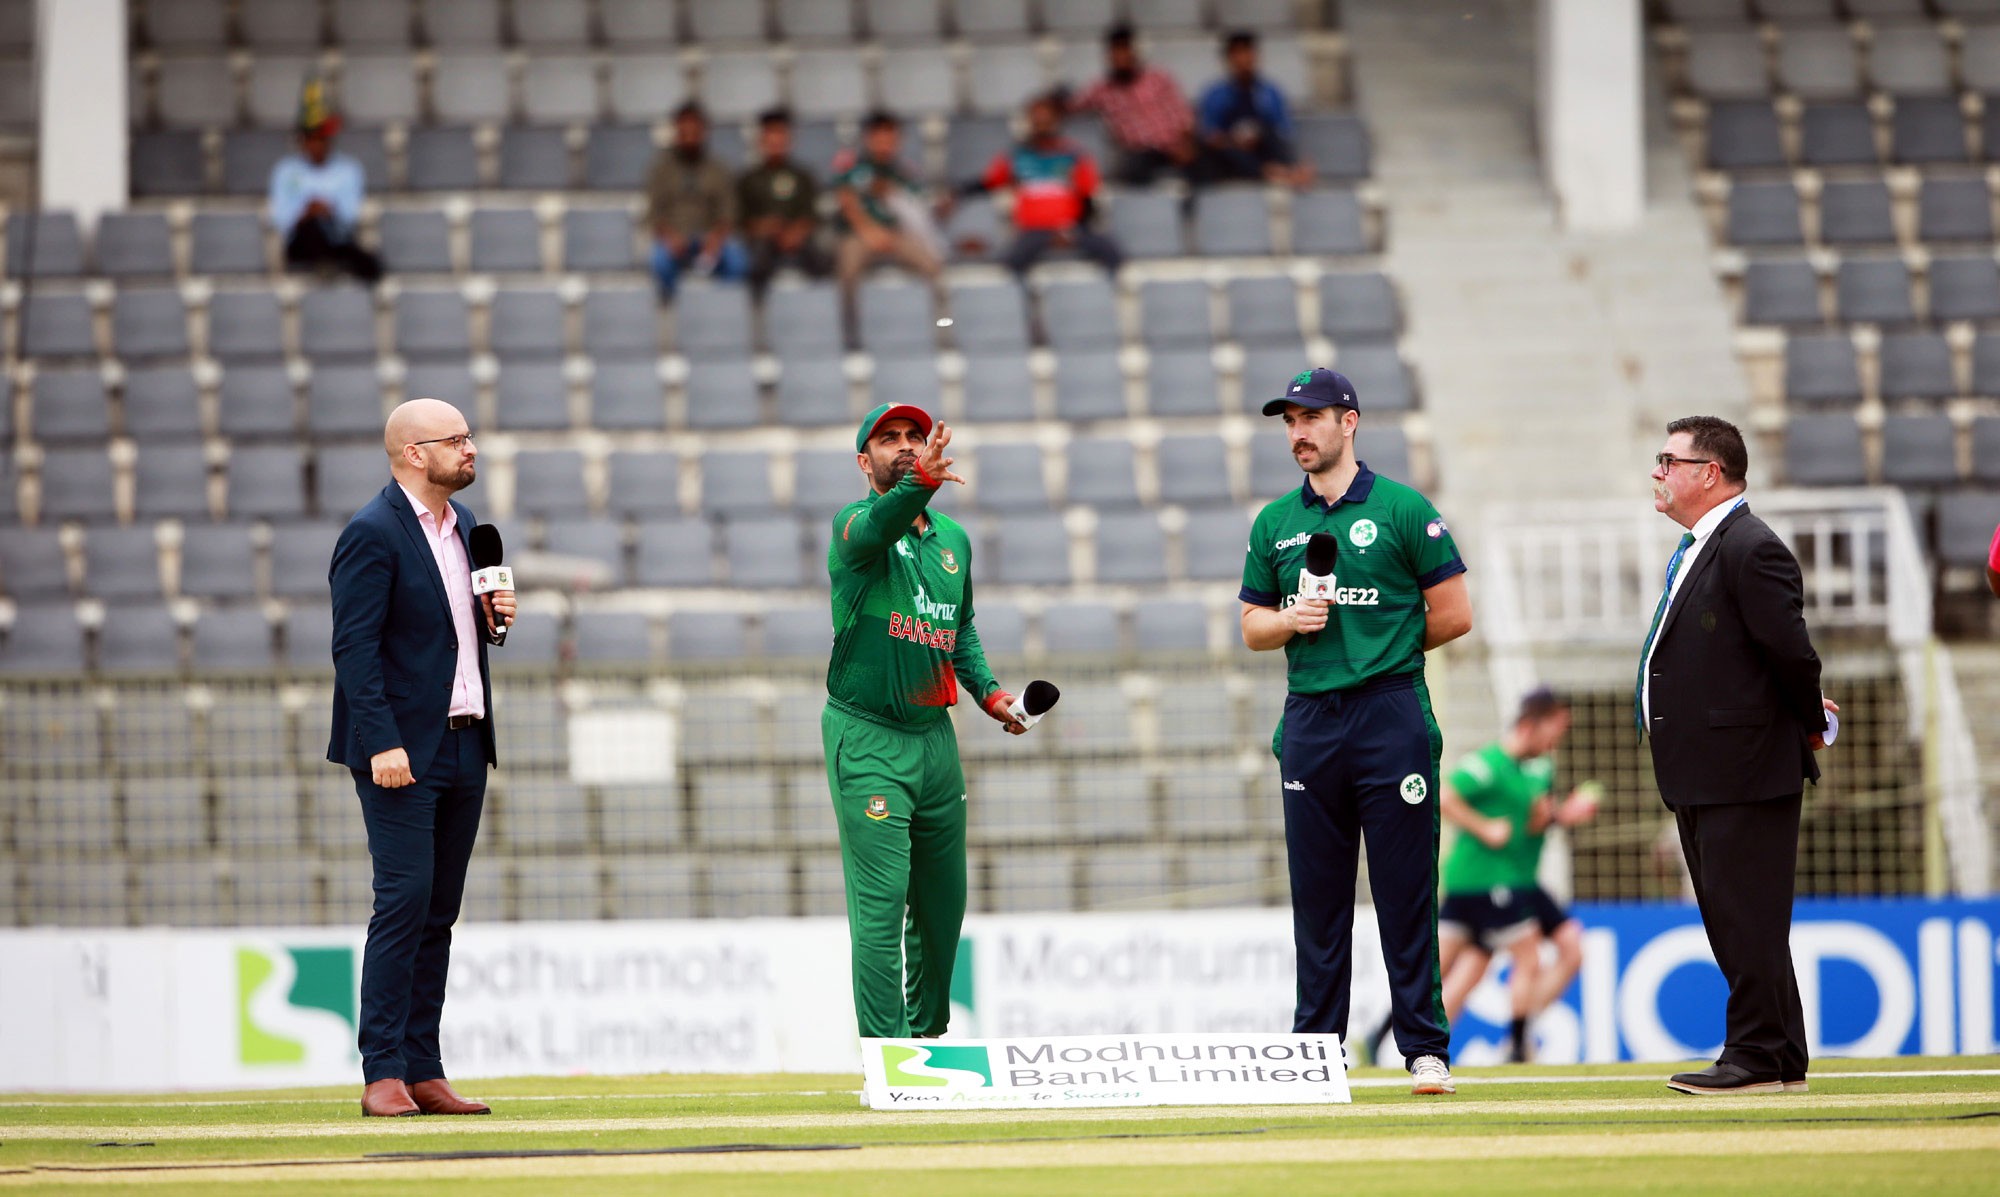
[467,523,513,646]
[1007,680,1061,729]
[1300,532,1338,645]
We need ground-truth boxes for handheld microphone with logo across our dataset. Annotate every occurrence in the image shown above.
[1299,532,1338,645]
[1006,680,1061,730]
[467,523,513,646]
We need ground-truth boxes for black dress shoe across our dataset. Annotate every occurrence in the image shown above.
[1666,1062,1784,1095]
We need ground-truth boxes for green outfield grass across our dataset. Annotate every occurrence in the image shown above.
[3,1057,1997,1195]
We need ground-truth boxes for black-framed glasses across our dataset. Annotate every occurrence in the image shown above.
[1655,453,1712,472]
[411,433,476,450]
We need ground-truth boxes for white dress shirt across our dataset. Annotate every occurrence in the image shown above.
[1642,492,1747,723]
[398,484,485,719]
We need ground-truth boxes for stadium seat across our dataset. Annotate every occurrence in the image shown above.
[1041,277,1122,354]
[703,48,781,122]
[962,350,1038,422]
[30,370,111,442]
[684,359,761,430]
[950,281,1032,353]
[468,208,544,273]
[724,515,807,587]
[1784,332,1863,405]
[1742,258,1824,325]
[205,289,287,363]
[1782,413,1866,486]
[4,211,84,277]
[675,284,756,360]
[1291,190,1368,256]
[1817,180,1894,246]
[1067,438,1143,509]
[561,208,638,271]
[189,606,276,669]
[633,517,716,586]
[270,522,342,597]
[1937,492,2000,567]
[1226,277,1305,348]
[606,451,682,517]
[179,523,258,600]
[666,610,750,662]
[39,447,120,522]
[1093,510,1170,583]
[394,289,472,359]
[1727,181,1805,246]
[590,360,667,431]
[858,280,937,357]
[1879,414,1958,486]
[776,354,854,426]
[489,287,568,361]
[990,513,1070,584]
[217,364,297,439]
[1297,114,1372,181]
[376,210,453,274]
[1972,417,2000,483]
[1041,599,1120,657]
[967,764,1061,841]
[1917,179,1994,244]
[498,126,574,191]
[543,516,626,577]
[1140,279,1212,348]
[296,288,378,362]
[1705,101,1786,170]
[225,445,309,519]
[969,443,1047,511]
[130,131,206,197]
[1146,349,1222,417]
[583,286,660,358]
[1835,257,1916,324]
[404,126,482,191]
[1932,257,2000,323]
[1182,506,1251,581]
[86,527,166,601]
[96,213,177,278]
[966,41,1044,115]
[1890,97,1967,164]
[1054,350,1128,421]
[512,450,590,518]
[584,124,657,191]
[1686,27,1769,100]
[607,53,687,124]
[791,47,869,120]
[1110,190,1186,258]
[1195,188,1273,256]
[18,293,96,359]
[1798,102,1878,166]
[699,450,779,516]
[1879,333,1956,401]
[0,528,70,600]
[1775,25,1860,101]
[882,46,958,119]
[1135,598,1210,653]
[763,283,845,357]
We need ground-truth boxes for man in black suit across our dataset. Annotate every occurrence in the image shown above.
[1638,416,1836,1096]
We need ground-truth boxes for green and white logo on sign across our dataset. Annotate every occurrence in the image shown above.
[881,1044,994,1088]
[1349,519,1378,548]
[236,944,358,1066]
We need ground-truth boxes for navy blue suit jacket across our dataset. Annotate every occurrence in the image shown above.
[327,484,498,778]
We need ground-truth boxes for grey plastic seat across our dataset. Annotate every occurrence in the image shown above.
[402,361,477,411]
[520,54,597,125]
[39,447,120,521]
[776,0,857,39]
[1319,272,1399,342]
[867,0,942,39]
[1917,179,1993,243]
[1296,114,1371,180]
[1227,277,1304,347]
[190,212,267,275]
[113,287,192,359]
[1775,25,1860,101]
[1974,416,2000,481]
[220,128,291,196]
[871,354,940,411]
[1836,257,1916,323]
[498,126,574,191]
[1054,350,1127,421]
[510,0,589,44]
[96,212,177,278]
[607,451,680,517]
[1727,180,1804,246]
[664,610,748,661]
[330,0,413,46]
[513,450,590,517]
[217,364,296,438]
[1891,98,1967,164]
[313,445,390,519]
[1817,180,1894,245]
[489,288,567,360]
[688,0,765,39]
[1362,425,1414,482]
[0,529,70,600]
[683,359,760,430]
[1041,599,1120,656]
[125,368,205,441]
[1879,332,1956,400]
[1930,256,2000,322]
[724,515,806,587]
[583,124,657,191]
[5,211,84,277]
[96,601,181,672]
[563,208,639,271]
[179,522,258,599]
[338,53,419,126]
[764,283,844,356]
[793,448,863,517]
[791,48,868,120]
[1967,21,2000,95]
[1880,415,1958,486]
[1870,23,1950,96]
[607,53,687,123]
[1,603,86,673]
[954,0,1028,37]
[1742,258,1823,324]
[880,45,956,118]
[700,449,778,514]
[431,52,512,124]
[950,281,1031,353]
[942,114,1013,185]
[205,289,285,362]
[85,526,165,600]
[1195,188,1273,256]
[1144,349,1220,417]
[1685,28,1768,100]
[1066,438,1142,510]
[494,361,570,430]
[1041,277,1121,353]
[297,287,378,362]
[1938,493,2000,568]
[1093,511,1169,583]
[225,445,308,518]
[858,281,936,357]
[239,0,321,47]
[1799,102,1878,165]
[305,365,384,438]
[776,354,853,426]
[961,351,1036,421]
[1706,101,1786,170]
[18,293,96,359]
[395,289,472,358]
[134,440,212,516]
[1784,332,1863,404]
[404,126,482,190]
[1156,435,1232,505]
[377,209,453,274]
[1338,345,1416,413]
[633,517,714,585]
[972,443,1048,510]
[583,286,659,358]
[270,520,342,595]
[675,284,755,359]
[143,0,229,47]
[1182,505,1251,581]
[702,48,780,121]
[154,55,237,127]
[543,516,625,575]
[966,41,1044,115]
[1133,598,1208,652]
[990,514,1068,585]
[1139,279,1211,348]
[131,131,207,197]
[192,606,273,669]
[30,370,111,442]
[1292,189,1369,256]
[591,360,666,430]
[468,209,542,273]
[1107,190,1183,259]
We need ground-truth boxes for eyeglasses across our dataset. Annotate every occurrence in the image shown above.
[1654,454,1712,472]
[411,433,476,450]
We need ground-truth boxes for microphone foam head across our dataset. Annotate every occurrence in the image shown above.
[1305,531,1338,576]
[468,523,505,569]
[1022,679,1060,717]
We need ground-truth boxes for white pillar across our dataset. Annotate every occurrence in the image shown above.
[1536,0,1643,232]
[37,0,127,227]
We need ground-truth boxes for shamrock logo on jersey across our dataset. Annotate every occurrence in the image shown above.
[1349,519,1379,548]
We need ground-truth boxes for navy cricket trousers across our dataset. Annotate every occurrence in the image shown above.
[353,723,487,1084]
[1278,674,1451,1067]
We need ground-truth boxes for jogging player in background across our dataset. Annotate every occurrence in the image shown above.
[1438,687,1601,1062]
[824,403,1028,1039]
[1240,367,1474,1096]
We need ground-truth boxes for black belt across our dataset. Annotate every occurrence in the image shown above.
[448,714,482,730]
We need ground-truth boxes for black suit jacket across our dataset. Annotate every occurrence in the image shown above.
[326,484,499,778]
[1644,503,1826,807]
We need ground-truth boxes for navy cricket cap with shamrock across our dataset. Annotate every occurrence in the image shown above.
[1261,367,1359,416]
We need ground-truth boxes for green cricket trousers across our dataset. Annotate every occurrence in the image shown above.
[822,697,968,1039]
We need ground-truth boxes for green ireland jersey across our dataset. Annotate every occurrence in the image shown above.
[1441,743,1556,894]
[826,470,1000,725]
[1239,463,1466,694]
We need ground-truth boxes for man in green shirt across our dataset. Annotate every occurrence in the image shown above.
[737,106,829,296]
[832,110,944,345]
[1438,687,1599,1062]
[824,403,1028,1039]
[1240,367,1473,1095]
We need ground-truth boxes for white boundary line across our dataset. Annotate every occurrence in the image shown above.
[3,1069,1997,1108]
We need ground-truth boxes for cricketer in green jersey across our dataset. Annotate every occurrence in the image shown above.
[823,402,1028,1040]
[1438,687,1599,1061]
[1239,367,1473,1096]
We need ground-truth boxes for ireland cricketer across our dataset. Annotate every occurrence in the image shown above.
[823,402,1027,1039]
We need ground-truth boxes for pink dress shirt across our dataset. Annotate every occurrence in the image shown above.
[399,484,485,720]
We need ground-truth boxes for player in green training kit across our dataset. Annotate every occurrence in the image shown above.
[824,403,1030,1040]
[1240,367,1473,1096]
[1438,687,1600,1062]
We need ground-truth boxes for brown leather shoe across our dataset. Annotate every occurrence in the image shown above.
[360,1078,420,1117]
[408,1078,490,1115]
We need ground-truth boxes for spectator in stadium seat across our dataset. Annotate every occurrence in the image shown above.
[269,78,383,284]
[645,101,750,301]
[737,107,831,297]
[1066,23,1201,186]
[831,110,946,340]
[1195,30,1314,188]
[960,93,1123,280]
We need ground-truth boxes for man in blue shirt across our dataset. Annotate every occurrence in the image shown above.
[268,80,382,285]
[1196,31,1314,188]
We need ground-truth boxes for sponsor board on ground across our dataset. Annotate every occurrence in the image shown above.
[859,1033,1350,1109]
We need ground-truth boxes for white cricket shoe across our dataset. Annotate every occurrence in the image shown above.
[1410,1055,1455,1095]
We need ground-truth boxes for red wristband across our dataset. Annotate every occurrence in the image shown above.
[983,690,1015,720]
[911,459,941,488]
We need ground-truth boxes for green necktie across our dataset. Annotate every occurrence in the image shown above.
[1635,532,1697,734]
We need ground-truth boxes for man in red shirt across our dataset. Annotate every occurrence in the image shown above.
[1068,24,1199,186]
[967,94,1123,280]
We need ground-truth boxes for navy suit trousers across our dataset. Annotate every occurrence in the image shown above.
[353,724,487,1084]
